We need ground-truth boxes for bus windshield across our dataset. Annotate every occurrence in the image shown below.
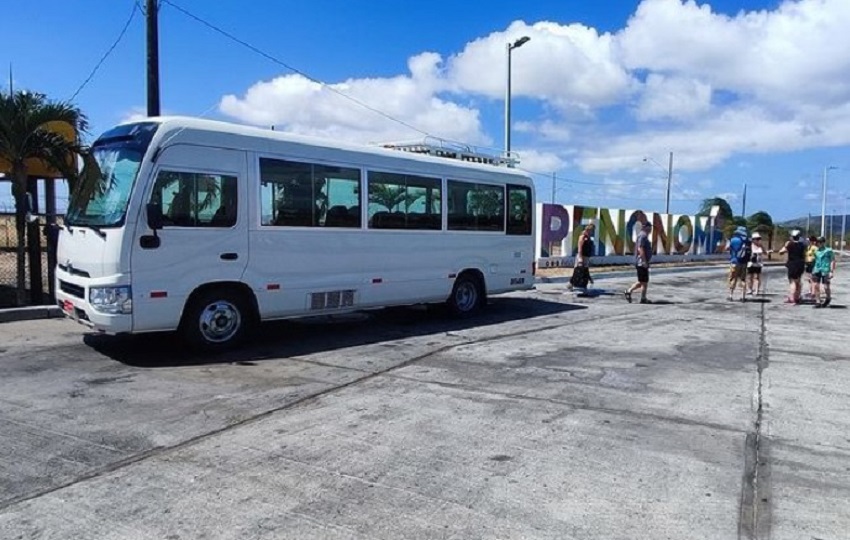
[66,122,158,228]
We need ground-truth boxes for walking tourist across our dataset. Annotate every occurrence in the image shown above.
[569,223,595,290]
[624,221,652,304]
[726,226,750,301]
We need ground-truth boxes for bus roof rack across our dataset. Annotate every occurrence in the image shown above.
[380,137,518,167]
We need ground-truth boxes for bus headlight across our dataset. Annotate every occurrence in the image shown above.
[89,286,133,314]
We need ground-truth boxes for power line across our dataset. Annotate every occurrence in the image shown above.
[70,2,140,102]
[160,0,432,139]
[525,168,659,187]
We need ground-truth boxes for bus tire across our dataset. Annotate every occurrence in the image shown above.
[180,287,253,350]
[447,273,484,317]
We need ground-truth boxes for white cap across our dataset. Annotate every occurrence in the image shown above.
[752,232,762,239]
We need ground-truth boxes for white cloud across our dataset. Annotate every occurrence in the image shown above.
[119,107,148,125]
[635,74,712,121]
[619,0,850,107]
[220,53,489,146]
[514,149,567,173]
[447,20,635,109]
[217,0,850,183]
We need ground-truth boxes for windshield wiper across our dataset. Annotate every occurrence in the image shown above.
[86,225,107,239]
[68,222,107,239]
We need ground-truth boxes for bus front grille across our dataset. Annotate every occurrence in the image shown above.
[59,280,85,299]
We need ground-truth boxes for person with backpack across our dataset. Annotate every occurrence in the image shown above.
[726,226,750,301]
[811,236,836,308]
[569,223,595,290]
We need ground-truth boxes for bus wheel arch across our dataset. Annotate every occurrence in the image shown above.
[179,282,259,350]
[447,269,486,317]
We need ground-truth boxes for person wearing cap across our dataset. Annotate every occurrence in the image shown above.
[779,229,806,303]
[624,221,653,304]
[726,225,750,301]
[746,232,766,295]
[812,236,836,308]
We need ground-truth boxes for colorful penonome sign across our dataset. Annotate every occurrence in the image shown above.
[536,203,728,265]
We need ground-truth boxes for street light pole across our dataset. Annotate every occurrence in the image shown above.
[842,197,849,252]
[830,212,834,246]
[821,165,837,236]
[741,182,747,217]
[504,36,530,157]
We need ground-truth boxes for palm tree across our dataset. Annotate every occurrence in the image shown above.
[697,197,734,220]
[369,183,416,212]
[747,210,775,246]
[0,90,87,305]
[697,196,737,238]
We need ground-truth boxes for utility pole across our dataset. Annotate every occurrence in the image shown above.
[741,182,747,218]
[551,172,556,204]
[665,151,673,215]
[146,0,161,116]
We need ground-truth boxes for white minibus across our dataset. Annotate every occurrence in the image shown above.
[56,117,535,349]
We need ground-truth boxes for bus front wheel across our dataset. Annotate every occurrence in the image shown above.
[181,288,253,350]
[447,274,484,317]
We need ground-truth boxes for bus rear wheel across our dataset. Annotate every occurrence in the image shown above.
[447,274,484,317]
[181,288,253,350]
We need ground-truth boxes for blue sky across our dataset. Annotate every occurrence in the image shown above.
[4,0,850,221]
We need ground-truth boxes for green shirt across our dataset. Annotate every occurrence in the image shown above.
[813,247,835,275]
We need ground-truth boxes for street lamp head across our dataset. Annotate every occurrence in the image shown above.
[510,36,531,49]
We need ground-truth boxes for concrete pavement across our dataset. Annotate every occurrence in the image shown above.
[0,266,848,539]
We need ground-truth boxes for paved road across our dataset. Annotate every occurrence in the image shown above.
[0,267,848,540]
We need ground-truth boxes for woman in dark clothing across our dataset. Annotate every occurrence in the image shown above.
[779,229,805,303]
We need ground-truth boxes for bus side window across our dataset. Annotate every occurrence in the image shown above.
[210,176,238,227]
[151,170,238,228]
[506,184,532,235]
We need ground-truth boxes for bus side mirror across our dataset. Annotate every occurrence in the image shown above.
[146,202,163,231]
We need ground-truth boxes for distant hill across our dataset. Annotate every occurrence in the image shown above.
[780,214,849,237]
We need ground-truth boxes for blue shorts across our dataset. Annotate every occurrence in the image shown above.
[812,272,831,284]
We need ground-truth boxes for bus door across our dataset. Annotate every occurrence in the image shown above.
[130,145,249,332]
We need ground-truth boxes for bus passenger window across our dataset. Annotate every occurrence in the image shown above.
[259,158,361,228]
[366,171,441,230]
[506,185,532,235]
[447,180,504,232]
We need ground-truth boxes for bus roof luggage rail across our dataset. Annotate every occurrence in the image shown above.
[380,137,518,167]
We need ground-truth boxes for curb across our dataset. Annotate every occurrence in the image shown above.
[0,305,64,324]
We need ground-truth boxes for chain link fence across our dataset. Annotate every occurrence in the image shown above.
[0,213,56,308]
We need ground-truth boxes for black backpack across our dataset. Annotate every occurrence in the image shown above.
[737,239,752,264]
[580,236,595,257]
